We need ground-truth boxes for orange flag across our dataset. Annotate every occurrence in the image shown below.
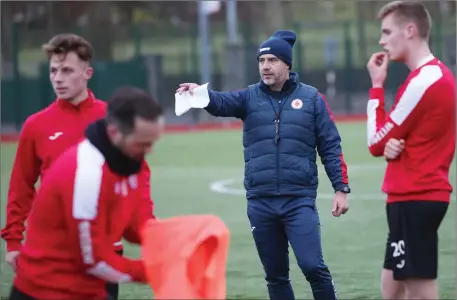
[141,215,230,299]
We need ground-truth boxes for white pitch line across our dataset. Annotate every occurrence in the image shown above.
[210,178,241,195]
[209,164,387,200]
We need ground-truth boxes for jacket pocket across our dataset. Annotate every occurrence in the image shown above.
[244,163,252,189]
[244,148,252,188]
[287,158,311,186]
[298,158,311,185]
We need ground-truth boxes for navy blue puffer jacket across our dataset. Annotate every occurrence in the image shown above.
[205,72,348,200]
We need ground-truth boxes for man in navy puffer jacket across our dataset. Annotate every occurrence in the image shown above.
[177,30,350,300]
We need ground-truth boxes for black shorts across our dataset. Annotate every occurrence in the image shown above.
[9,286,37,300]
[383,200,448,280]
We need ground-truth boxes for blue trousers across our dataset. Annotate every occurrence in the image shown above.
[247,197,337,300]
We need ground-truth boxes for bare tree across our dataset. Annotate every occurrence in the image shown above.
[1,1,15,61]
[264,0,285,34]
[85,2,114,61]
[356,1,368,62]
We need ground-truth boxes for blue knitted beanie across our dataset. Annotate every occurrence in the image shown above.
[257,30,297,69]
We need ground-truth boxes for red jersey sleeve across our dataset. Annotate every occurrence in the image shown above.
[123,161,156,244]
[1,117,41,251]
[67,157,146,283]
[366,65,443,156]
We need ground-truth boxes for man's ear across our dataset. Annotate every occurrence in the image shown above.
[405,23,416,40]
[106,122,119,139]
[84,66,94,80]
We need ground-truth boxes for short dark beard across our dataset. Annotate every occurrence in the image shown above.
[116,135,144,162]
[85,119,142,176]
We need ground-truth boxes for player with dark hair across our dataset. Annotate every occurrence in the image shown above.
[366,1,456,299]
[1,33,155,300]
[8,86,164,300]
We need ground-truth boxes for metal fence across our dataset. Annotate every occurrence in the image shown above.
[2,18,455,130]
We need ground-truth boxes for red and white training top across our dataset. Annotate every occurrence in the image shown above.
[13,139,151,299]
[1,91,109,252]
[367,55,456,203]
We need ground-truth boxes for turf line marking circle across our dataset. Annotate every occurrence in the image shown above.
[209,163,386,200]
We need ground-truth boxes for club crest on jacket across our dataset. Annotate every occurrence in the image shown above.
[291,99,303,109]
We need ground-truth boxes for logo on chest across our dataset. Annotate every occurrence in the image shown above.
[291,99,303,109]
[114,175,138,196]
[49,132,63,140]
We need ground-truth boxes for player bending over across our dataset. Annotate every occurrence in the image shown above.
[8,87,164,300]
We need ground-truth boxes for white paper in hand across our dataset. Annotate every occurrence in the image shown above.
[175,83,210,116]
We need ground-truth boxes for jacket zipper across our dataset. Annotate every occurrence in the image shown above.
[268,90,295,196]
[276,108,280,195]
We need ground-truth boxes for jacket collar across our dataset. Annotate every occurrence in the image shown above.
[85,119,142,176]
[259,72,299,94]
[56,89,96,111]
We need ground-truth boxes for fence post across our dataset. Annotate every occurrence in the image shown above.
[242,23,255,85]
[293,22,303,72]
[11,21,21,129]
[190,25,198,74]
[432,18,443,60]
[143,55,161,102]
[132,25,142,59]
[342,21,353,114]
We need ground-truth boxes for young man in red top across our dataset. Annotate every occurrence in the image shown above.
[366,1,456,299]
[0,34,153,299]
[8,86,164,300]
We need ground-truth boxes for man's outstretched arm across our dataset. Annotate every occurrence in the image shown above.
[177,82,249,119]
[205,89,249,119]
